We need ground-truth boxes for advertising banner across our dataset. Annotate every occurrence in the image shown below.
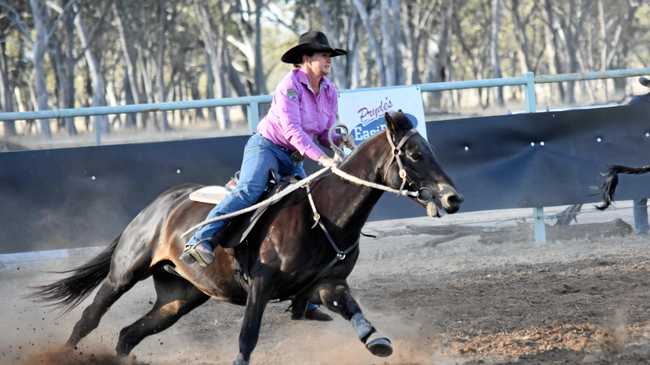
[338,86,427,144]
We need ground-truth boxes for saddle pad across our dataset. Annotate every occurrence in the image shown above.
[189,185,229,205]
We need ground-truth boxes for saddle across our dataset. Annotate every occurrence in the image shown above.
[189,171,299,248]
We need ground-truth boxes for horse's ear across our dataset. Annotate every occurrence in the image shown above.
[385,112,398,134]
[385,110,411,134]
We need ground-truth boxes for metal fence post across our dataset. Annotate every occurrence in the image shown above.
[525,71,546,243]
[533,205,546,242]
[95,118,101,145]
[247,102,260,133]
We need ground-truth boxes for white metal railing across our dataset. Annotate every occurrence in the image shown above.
[2,67,649,242]
[2,67,649,144]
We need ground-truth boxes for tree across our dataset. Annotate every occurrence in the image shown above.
[74,2,109,135]
[0,11,18,136]
[380,0,401,86]
[1,0,650,141]
[352,0,386,86]
[196,1,230,129]
[156,0,170,131]
[28,0,52,138]
[491,0,505,106]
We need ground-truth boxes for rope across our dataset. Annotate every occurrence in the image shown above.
[181,167,331,238]
[328,123,349,160]
[181,126,421,239]
[330,166,418,197]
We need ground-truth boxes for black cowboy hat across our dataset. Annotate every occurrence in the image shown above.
[281,30,348,64]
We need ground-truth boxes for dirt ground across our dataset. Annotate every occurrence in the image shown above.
[2,203,650,365]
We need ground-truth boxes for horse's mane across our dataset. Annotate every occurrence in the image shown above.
[339,129,387,163]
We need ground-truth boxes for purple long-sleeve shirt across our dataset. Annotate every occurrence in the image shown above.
[257,69,339,161]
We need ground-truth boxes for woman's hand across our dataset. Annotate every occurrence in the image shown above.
[340,134,356,149]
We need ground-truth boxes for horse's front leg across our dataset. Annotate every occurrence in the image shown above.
[317,282,393,357]
[234,272,272,365]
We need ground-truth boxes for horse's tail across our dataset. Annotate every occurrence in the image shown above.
[31,235,120,313]
[596,165,650,210]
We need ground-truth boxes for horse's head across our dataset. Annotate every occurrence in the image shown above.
[381,110,463,216]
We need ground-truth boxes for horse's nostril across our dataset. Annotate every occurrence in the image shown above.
[447,194,464,206]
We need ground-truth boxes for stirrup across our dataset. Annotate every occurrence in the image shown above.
[180,241,215,267]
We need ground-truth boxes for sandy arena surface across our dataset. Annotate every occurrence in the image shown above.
[1,202,650,365]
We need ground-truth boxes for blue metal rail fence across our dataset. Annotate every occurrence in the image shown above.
[1,67,649,243]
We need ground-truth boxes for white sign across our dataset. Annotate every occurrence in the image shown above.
[337,86,427,145]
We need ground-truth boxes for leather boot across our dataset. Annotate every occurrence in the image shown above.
[179,240,215,267]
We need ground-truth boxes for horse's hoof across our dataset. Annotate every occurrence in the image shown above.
[233,354,249,365]
[365,333,393,357]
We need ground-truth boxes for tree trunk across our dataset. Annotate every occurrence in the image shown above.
[197,2,230,129]
[425,2,452,110]
[392,0,403,85]
[47,31,65,131]
[156,0,170,131]
[612,2,639,97]
[510,0,533,71]
[137,49,157,130]
[0,42,16,136]
[29,0,52,138]
[204,51,218,125]
[380,0,397,86]
[345,12,360,89]
[191,78,204,122]
[114,0,145,128]
[318,0,345,88]
[491,0,505,106]
[543,0,566,102]
[253,0,267,94]
[123,66,136,128]
[556,0,589,104]
[352,0,386,86]
[405,2,419,85]
[61,0,77,135]
[74,4,109,135]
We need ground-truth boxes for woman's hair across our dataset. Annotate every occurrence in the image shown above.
[293,51,316,68]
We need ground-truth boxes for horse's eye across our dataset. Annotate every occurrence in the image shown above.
[409,151,422,161]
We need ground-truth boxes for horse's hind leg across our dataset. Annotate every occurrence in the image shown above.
[317,282,393,357]
[66,278,136,347]
[67,238,153,347]
[115,268,208,356]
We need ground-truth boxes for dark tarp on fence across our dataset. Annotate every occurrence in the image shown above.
[427,104,650,211]
[1,104,649,253]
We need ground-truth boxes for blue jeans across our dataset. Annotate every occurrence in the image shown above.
[189,134,305,245]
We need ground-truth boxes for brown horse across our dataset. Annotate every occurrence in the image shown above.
[33,111,463,365]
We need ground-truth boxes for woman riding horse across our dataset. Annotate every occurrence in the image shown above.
[34,110,463,365]
[181,30,353,267]
[33,31,464,365]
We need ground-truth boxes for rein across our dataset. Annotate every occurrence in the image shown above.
[288,127,421,301]
[181,128,421,238]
